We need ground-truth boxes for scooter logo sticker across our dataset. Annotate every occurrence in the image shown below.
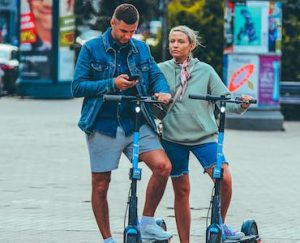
[229,64,254,92]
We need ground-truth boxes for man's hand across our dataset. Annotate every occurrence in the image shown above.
[240,95,254,109]
[114,74,138,91]
[154,93,172,104]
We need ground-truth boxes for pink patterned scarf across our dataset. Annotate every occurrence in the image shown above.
[174,57,192,100]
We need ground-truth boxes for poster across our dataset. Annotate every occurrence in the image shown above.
[58,0,75,81]
[233,1,269,53]
[20,0,53,80]
[224,1,282,109]
[224,2,234,53]
[268,2,282,54]
[226,54,259,104]
[259,56,280,106]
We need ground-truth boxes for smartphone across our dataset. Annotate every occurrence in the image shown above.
[127,75,139,81]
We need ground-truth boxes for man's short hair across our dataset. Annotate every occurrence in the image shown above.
[112,4,139,25]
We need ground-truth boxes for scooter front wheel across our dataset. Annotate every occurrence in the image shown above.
[207,232,222,243]
[125,234,141,243]
[206,223,222,243]
[124,226,141,243]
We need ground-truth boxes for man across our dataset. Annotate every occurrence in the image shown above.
[71,4,172,243]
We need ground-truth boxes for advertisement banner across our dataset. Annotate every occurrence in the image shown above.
[224,2,234,53]
[233,1,269,53]
[259,55,280,106]
[268,2,282,54]
[58,0,75,82]
[226,54,259,104]
[20,0,53,80]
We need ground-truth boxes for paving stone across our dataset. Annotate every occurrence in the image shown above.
[0,97,299,242]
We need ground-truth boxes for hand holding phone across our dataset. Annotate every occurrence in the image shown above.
[127,75,139,81]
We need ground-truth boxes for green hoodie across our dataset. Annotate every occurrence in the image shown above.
[158,58,246,145]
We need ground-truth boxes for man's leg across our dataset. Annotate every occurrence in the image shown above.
[138,149,172,240]
[91,171,112,239]
[172,174,191,243]
[139,149,172,216]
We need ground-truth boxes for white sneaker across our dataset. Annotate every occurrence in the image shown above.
[140,223,172,240]
[104,238,117,243]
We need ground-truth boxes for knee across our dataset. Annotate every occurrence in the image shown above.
[154,158,172,178]
[222,170,232,189]
[174,183,190,199]
[92,177,110,196]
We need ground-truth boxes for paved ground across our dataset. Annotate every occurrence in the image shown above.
[0,96,300,243]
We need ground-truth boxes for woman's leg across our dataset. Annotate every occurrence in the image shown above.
[206,164,232,222]
[172,174,191,243]
[161,139,190,242]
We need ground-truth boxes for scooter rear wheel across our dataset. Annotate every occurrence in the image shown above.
[241,219,259,243]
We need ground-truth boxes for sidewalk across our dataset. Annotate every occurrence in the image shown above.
[0,97,299,243]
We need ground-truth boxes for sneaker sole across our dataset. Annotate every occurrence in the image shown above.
[141,233,172,241]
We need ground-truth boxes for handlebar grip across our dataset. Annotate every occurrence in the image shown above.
[188,94,207,100]
[103,95,122,102]
[235,97,257,104]
[189,94,230,101]
[249,99,257,104]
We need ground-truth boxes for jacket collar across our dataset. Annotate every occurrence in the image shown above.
[102,28,138,54]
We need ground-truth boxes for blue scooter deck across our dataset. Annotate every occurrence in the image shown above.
[224,234,260,242]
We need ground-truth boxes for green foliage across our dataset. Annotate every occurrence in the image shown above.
[281,0,300,81]
[77,0,160,32]
[74,0,300,81]
[168,0,224,77]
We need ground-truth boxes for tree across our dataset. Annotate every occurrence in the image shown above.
[281,0,300,81]
[168,0,224,76]
[85,0,161,32]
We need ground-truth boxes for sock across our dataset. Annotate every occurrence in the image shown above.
[140,215,156,227]
[104,237,116,243]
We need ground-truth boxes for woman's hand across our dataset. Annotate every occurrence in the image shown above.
[240,95,254,109]
[154,93,172,104]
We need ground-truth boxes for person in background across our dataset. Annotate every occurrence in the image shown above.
[158,25,254,243]
[72,4,172,243]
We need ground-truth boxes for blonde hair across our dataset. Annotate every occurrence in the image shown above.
[169,25,204,51]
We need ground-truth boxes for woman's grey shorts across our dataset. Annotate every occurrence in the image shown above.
[86,124,163,172]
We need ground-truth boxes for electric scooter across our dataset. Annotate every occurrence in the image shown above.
[188,94,261,243]
[103,94,169,243]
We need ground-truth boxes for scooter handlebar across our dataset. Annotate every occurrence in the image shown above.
[188,94,230,101]
[103,94,123,102]
[102,94,162,103]
[189,94,257,104]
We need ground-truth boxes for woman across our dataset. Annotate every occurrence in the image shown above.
[158,25,253,243]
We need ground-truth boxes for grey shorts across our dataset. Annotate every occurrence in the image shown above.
[86,124,163,172]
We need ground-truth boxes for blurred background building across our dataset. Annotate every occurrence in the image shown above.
[0,0,299,121]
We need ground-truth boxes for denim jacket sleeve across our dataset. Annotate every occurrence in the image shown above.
[71,44,115,98]
[149,55,170,94]
[137,43,170,95]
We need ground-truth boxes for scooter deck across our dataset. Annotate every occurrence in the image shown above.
[224,234,259,242]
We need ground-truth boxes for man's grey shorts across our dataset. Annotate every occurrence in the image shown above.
[86,124,163,172]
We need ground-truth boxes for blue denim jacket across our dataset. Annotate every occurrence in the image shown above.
[71,28,170,135]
